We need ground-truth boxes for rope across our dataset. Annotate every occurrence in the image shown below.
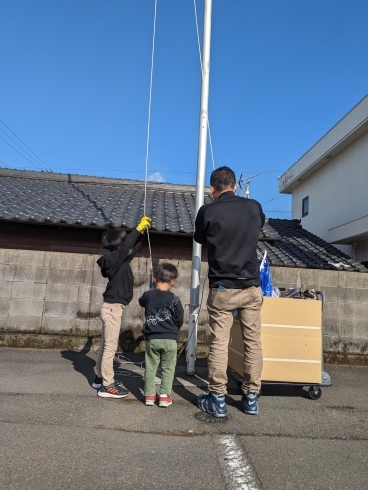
[137,2,210,364]
[144,0,157,215]
[143,0,158,283]
[114,355,146,377]
[193,0,215,170]
[177,273,207,359]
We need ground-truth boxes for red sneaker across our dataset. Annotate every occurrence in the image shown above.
[145,394,157,406]
[159,394,173,407]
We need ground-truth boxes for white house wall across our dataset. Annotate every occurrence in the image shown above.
[291,132,368,261]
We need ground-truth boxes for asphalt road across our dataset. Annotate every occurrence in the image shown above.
[0,348,367,490]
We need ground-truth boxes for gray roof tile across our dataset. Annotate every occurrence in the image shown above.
[0,168,367,272]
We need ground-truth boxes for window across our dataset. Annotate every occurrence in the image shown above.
[302,196,309,217]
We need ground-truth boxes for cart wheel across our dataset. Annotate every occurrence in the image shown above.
[308,386,322,400]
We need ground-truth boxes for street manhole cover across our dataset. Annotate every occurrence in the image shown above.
[194,412,229,424]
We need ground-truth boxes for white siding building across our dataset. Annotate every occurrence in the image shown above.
[279,95,368,265]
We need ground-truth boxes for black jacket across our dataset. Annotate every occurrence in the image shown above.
[97,229,143,305]
[139,289,184,341]
[194,191,265,289]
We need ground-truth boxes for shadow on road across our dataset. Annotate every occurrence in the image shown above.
[113,353,146,402]
[60,337,96,386]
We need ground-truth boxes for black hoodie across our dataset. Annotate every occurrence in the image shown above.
[97,229,143,305]
[194,191,265,289]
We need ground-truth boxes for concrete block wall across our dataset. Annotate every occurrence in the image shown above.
[0,248,211,353]
[0,248,367,362]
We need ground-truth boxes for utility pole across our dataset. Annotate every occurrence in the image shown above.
[187,0,212,375]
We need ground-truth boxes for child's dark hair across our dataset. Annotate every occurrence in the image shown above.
[154,263,179,283]
[101,228,127,251]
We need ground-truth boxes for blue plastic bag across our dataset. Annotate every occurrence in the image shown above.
[259,256,273,297]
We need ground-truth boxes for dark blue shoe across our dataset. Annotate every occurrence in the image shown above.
[242,392,259,415]
[197,391,227,418]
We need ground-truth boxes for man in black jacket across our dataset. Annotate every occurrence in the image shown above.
[194,166,265,417]
[92,216,151,398]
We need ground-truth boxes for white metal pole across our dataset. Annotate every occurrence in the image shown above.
[187,0,212,375]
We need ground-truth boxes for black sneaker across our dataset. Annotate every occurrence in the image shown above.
[98,381,129,399]
[92,376,102,389]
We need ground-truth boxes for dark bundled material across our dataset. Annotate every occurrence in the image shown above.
[279,288,318,300]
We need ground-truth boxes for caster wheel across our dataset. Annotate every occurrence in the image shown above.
[308,386,322,400]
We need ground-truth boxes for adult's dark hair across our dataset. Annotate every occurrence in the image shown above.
[210,166,236,192]
[154,262,179,283]
[101,228,127,251]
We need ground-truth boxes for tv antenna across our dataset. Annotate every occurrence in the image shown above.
[238,173,261,198]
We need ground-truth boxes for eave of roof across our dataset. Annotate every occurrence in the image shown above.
[279,94,368,194]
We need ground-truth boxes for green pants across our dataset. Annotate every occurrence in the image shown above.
[144,339,177,396]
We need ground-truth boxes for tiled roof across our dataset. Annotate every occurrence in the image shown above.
[0,169,367,272]
[0,169,210,234]
[259,219,367,272]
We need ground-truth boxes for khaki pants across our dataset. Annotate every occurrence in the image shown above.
[95,302,125,386]
[207,286,263,395]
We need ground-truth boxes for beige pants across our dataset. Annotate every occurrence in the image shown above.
[95,302,125,386]
[207,286,263,395]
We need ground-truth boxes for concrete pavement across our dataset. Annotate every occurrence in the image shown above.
[0,348,367,489]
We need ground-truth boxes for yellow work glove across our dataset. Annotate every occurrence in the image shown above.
[136,216,151,233]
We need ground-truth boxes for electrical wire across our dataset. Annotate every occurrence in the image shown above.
[16,149,288,177]
[0,128,50,172]
[31,150,288,174]
[262,194,288,206]
[0,119,53,172]
[0,136,47,171]
[0,159,13,169]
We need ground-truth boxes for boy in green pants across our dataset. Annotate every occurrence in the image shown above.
[139,263,184,407]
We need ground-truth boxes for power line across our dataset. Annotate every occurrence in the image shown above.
[0,119,53,172]
[262,194,288,205]
[0,137,47,171]
[0,158,13,169]
[25,150,288,175]
[0,127,51,172]
[31,148,289,177]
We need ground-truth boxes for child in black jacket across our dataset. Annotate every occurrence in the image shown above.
[139,263,184,407]
[93,216,151,398]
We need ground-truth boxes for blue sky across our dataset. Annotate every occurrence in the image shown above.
[1,0,368,218]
